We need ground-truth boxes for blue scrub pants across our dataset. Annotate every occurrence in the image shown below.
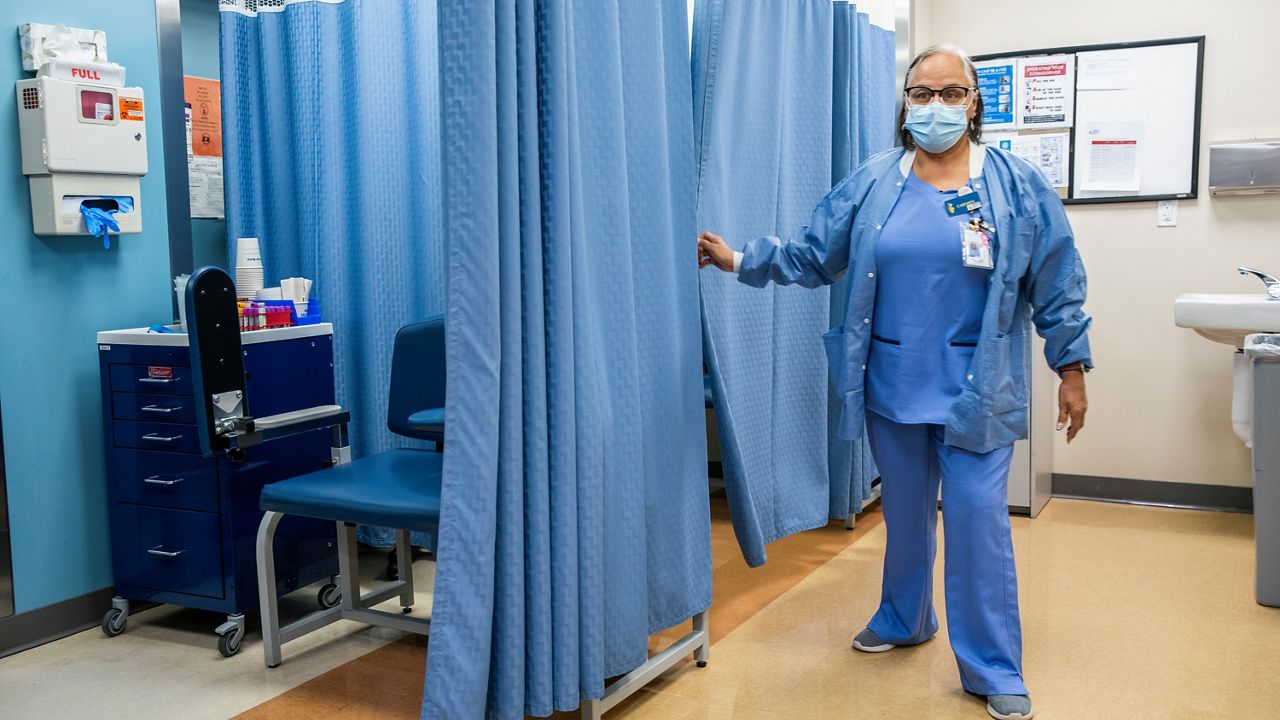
[865,410,1028,696]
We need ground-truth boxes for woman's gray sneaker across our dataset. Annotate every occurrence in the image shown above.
[986,694,1033,720]
[850,627,896,653]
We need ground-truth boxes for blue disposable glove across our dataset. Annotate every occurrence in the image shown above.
[81,206,121,249]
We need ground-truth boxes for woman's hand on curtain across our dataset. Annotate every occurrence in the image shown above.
[698,231,734,272]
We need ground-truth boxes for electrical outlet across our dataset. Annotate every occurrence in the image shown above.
[1157,199,1178,227]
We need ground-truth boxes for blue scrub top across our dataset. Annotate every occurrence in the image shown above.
[867,172,990,425]
[737,144,1094,454]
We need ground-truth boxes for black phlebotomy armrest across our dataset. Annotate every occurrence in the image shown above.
[225,406,351,451]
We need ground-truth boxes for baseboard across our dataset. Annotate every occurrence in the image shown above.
[0,587,116,659]
[1053,474,1253,514]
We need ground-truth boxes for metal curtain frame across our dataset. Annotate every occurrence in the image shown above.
[844,481,883,530]
[580,611,710,720]
[155,0,196,319]
[0,399,13,620]
[895,0,913,109]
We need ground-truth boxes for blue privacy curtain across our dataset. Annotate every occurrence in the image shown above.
[694,0,897,566]
[219,0,442,548]
[828,3,898,523]
[426,1,710,717]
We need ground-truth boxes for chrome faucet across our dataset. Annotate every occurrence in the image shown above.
[1239,267,1280,300]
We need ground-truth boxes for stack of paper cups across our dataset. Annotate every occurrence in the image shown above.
[234,238,264,299]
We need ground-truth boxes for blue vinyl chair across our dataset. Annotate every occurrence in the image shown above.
[388,320,446,443]
[255,317,446,667]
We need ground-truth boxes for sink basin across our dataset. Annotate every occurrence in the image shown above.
[1174,293,1280,347]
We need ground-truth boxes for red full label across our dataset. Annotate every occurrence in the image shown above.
[71,67,103,80]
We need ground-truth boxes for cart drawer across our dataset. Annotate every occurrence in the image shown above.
[112,392,198,424]
[109,363,194,395]
[113,420,201,454]
[112,448,217,512]
[110,504,223,599]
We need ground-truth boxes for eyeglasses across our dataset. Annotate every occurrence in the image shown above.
[904,85,975,107]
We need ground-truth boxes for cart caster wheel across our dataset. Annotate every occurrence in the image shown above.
[218,630,243,657]
[696,661,707,668]
[101,608,127,637]
[402,607,413,614]
[317,582,342,609]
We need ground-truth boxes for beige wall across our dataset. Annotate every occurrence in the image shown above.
[916,0,1280,487]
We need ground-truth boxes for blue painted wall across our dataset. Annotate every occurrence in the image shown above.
[180,0,227,271]
[0,3,173,612]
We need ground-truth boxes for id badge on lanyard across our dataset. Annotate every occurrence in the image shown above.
[948,185,993,270]
[961,221,994,270]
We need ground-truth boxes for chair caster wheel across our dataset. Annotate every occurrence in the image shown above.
[696,661,707,668]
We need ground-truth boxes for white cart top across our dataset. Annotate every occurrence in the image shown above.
[97,323,333,347]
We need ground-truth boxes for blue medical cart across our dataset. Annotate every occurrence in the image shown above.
[96,324,340,656]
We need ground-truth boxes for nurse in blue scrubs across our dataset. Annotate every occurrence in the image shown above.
[697,45,1092,720]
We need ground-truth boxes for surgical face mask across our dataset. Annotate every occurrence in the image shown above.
[904,101,969,153]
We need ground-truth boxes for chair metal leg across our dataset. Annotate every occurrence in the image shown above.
[256,510,285,668]
[336,522,360,612]
[693,610,709,666]
[580,699,604,720]
[396,529,414,611]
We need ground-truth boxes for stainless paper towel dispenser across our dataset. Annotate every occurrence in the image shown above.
[1209,140,1280,195]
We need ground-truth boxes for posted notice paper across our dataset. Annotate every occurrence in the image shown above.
[1077,54,1135,90]
[1081,121,1144,192]
[1016,55,1075,129]
[975,59,1016,130]
[184,76,224,219]
[986,132,1069,188]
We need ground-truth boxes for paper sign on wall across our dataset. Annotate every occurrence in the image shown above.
[975,60,1016,130]
[1016,55,1075,129]
[1080,120,1145,192]
[183,76,224,219]
[1077,56,1135,90]
[183,76,222,158]
[987,131,1069,188]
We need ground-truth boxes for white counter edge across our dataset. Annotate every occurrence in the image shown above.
[97,323,334,347]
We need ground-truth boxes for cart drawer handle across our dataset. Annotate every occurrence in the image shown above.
[147,546,186,558]
[141,405,183,414]
[141,433,183,443]
[138,377,176,384]
[143,475,184,486]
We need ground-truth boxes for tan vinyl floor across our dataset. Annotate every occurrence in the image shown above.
[2,498,1277,720]
[0,546,436,720]
[612,499,1280,720]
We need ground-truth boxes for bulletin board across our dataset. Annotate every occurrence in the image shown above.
[972,36,1205,205]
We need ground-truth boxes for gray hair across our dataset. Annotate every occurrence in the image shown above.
[898,44,984,149]
[906,44,979,86]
